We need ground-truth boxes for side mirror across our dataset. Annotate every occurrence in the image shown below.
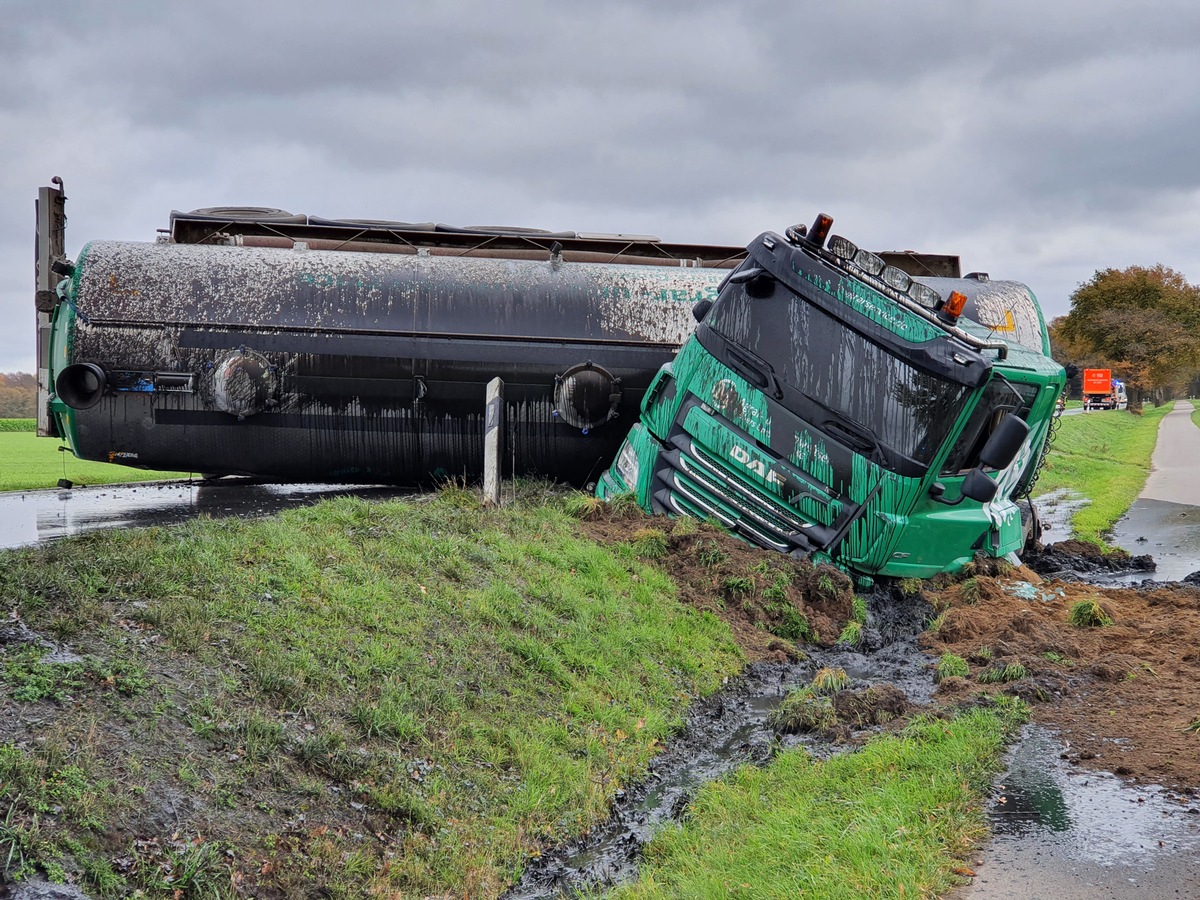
[729,267,765,284]
[979,414,1029,469]
[692,299,713,322]
[728,265,775,299]
[960,467,999,503]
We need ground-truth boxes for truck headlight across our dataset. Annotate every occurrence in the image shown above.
[616,442,640,488]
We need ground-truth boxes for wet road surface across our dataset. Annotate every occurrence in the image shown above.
[954,726,1200,899]
[1106,400,1200,582]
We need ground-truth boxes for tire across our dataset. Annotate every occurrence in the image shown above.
[1017,499,1041,556]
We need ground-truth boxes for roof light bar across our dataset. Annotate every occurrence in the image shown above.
[908,282,941,309]
[880,265,913,293]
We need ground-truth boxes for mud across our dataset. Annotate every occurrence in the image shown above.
[1024,538,1156,580]
[516,509,1200,897]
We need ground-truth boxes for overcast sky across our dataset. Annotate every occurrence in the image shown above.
[4,0,1199,373]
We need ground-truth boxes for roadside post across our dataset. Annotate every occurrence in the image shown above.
[484,378,504,505]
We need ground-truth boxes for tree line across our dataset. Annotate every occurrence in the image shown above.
[1049,265,1200,405]
[0,372,36,418]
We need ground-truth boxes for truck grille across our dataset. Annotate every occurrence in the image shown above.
[652,431,839,555]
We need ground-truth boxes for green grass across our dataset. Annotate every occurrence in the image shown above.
[1067,598,1114,628]
[614,700,1027,900]
[936,653,969,682]
[977,662,1029,685]
[0,430,189,491]
[1033,402,1172,543]
[0,419,35,432]
[0,486,743,896]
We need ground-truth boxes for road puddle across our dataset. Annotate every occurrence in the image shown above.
[959,725,1200,898]
[1108,497,1200,583]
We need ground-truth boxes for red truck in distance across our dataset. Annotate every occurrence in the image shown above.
[1082,368,1127,410]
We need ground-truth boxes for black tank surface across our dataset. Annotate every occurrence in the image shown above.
[53,235,738,485]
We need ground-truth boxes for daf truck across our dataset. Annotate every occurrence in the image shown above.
[597,215,1066,582]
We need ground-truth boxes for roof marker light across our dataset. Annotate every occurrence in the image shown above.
[785,224,808,244]
[807,213,833,248]
[942,290,968,319]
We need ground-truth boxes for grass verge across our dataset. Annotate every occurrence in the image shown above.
[614,698,1027,900]
[0,485,741,897]
[0,429,189,491]
[1033,403,1171,543]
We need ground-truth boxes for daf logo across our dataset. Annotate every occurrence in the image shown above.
[729,444,785,490]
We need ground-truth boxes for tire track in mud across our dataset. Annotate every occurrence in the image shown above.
[505,590,937,899]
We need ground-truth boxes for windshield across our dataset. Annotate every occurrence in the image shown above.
[706,280,972,466]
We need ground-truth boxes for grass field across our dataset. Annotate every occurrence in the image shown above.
[0,421,189,491]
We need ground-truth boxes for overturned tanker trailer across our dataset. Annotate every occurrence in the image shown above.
[34,182,744,485]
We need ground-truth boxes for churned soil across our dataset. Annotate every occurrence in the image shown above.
[578,505,1200,793]
[574,507,856,663]
[920,550,1200,791]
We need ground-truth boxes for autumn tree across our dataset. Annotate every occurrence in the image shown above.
[1052,265,1200,403]
[0,372,37,418]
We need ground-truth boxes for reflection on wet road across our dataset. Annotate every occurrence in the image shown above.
[959,726,1200,898]
[0,481,410,550]
[1109,498,1200,583]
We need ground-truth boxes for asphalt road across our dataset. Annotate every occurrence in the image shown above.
[1138,400,1200,506]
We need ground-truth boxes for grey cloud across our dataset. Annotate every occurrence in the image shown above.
[4,0,1200,370]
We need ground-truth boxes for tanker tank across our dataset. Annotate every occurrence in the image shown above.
[36,188,745,486]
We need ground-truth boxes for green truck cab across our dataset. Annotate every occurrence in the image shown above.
[597,215,1065,582]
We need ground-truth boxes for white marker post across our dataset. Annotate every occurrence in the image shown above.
[483,378,504,506]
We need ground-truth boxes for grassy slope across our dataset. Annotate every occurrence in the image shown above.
[0,488,742,897]
[1032,403,1172,543]
[0,427,189,491]
[0,486,1022,898]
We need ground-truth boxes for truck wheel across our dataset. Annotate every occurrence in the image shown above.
[1017,499,1041,556]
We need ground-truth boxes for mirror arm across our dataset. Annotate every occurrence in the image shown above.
[928,482,966,506]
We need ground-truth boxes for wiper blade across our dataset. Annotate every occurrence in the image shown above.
[822,417,890,467]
